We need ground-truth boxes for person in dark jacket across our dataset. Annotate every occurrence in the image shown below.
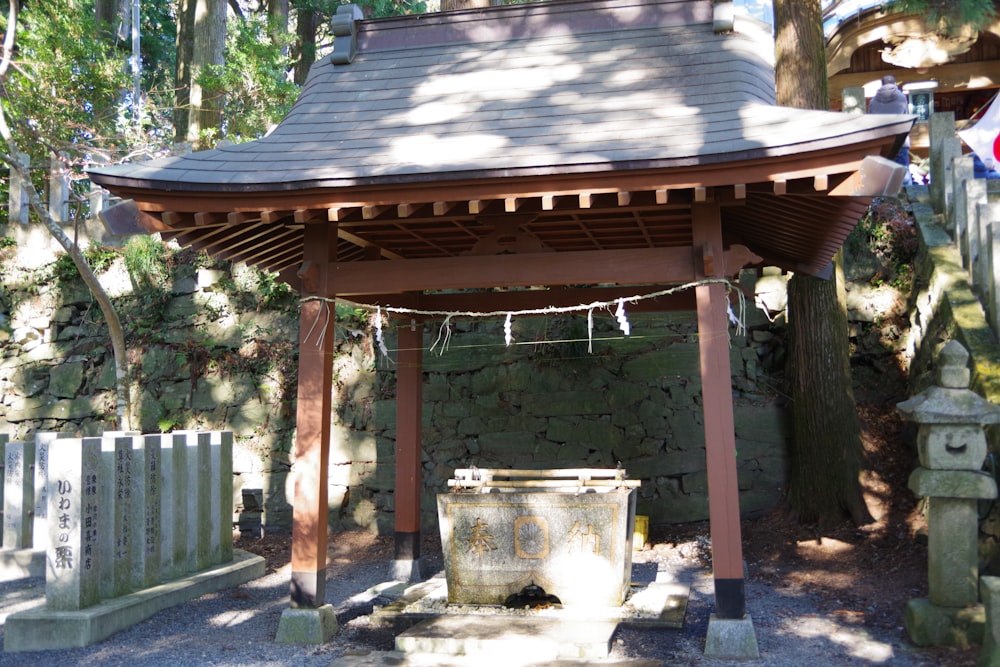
[868,75,911,182]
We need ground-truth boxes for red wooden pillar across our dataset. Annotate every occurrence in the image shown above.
[692,201,746,619]
[288,223,337,609]
[394,319,424,580]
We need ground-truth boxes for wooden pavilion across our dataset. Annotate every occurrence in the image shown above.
[89,0,912,650]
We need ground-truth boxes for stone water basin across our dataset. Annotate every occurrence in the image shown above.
[437,468,639,608]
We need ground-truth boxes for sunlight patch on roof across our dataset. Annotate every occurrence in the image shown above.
[390,133,509,167]
[416,62,584,100]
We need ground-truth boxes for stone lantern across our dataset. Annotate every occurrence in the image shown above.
[897,340,1000,647]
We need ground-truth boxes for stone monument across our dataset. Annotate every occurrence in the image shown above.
[898,340,1000,647]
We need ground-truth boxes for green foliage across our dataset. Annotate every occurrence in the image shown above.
[850,197,919,289]
[201,15,300,142]
[157,414,182,433]
[336,302,369,325]
[122,235,169,290]
[357,0,429,18]
[0,237,15,251]
[51,245,119,283]
[895,0,997,33]
[1,0,131,161]
[257,270,295,305]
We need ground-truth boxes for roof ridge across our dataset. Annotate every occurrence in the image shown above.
[349,0,713,56]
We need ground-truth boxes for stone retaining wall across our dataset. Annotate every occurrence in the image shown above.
[367,305,791,532]
[0,233,797,533]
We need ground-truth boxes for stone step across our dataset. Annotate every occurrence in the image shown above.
[395,615,619,661]
[330,651,662,667]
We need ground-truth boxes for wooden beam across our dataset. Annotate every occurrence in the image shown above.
[814,174,828,192]
[261,210,293,225]
[433,201,456,216]
[362,205,392,220]
[328,206,360,222]
[365,285,697,313]
[331,247,697,295]
[617,191,631,206]
[227,211,256,225]
[295,209,325,223]
[338,228,404,260]
[397,203,417,218]
[194,211,228,226]
[137,211,171,233]
[655,189,669,204]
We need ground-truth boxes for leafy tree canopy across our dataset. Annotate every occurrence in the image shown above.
[0,0,132,165]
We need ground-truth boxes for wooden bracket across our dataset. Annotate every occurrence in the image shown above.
[723,244,763,276]
[297,260,319,293]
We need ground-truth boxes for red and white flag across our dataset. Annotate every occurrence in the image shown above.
[959,95,1000,170]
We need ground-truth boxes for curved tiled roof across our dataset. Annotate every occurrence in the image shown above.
[91,0,909,192]
[88,0,913,286]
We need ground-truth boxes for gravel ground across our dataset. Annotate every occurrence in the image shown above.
[0,531,977,667]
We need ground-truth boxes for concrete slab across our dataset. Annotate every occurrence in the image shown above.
[396,615,618,660]
[0,548,43,582]
[3,549,265,652]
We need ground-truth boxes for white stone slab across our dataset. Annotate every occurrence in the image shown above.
[32,431,74,552]
[210,431,234,565]
[3,441,34,549]
[46,437,101,611]
[159,432,189,581]
[131,435,161,589]
[185,432,211,572]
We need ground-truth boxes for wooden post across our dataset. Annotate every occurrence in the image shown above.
[692,201,746,619]
[394,319,424,581]
[288,223,337,609]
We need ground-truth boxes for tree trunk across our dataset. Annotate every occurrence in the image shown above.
[293,7,319,86]
[785,261,871,526]
[174,0,195,145]
[187,0,227,149]
[94,0,130,43]
[268,0,289,51]
[773,0,873,527]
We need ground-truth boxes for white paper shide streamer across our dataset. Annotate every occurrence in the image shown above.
[615,298,631,336]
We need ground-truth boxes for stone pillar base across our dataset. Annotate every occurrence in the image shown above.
[393,558,422,582]
[275,604,339,645]
[704,614,759,659]
[904,597,984,648]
